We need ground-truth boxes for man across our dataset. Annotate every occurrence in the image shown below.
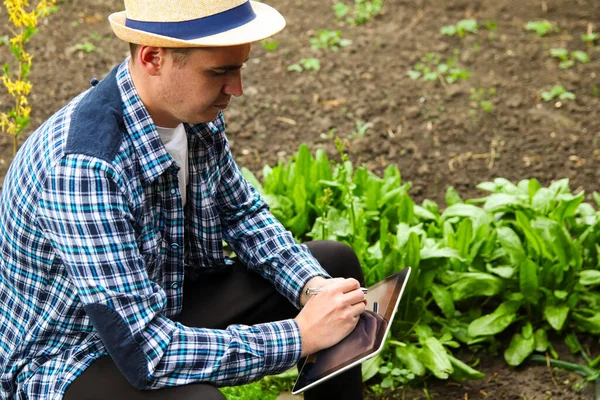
[0,0,366,399]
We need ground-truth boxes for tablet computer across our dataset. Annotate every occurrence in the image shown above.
[291,267,411,394]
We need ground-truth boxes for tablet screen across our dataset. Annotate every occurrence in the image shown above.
[292,268,411,394]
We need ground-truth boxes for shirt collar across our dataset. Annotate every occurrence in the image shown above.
[116,60,174,185]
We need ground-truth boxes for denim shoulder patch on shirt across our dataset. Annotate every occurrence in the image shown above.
[65,66,125,162]
[84,303,148,389]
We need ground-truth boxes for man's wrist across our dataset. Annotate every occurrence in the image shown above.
[300,276,329,307]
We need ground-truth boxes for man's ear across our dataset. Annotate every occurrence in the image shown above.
[137,46,166,76]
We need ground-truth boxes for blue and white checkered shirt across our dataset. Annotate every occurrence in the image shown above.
[0,61,327,399]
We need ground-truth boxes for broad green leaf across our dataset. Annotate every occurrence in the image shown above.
[442,204,491,229]
[420,247,464,261]
[419,337,454,379]
[504,330,535,366]
[519,258,539,304]
[395,345,425,376]
[593,192,600,208]
[486,264,515,279]
[572,310,600,334]
[449,273,503,301]
[579,270,600,285]
[448,354,485,381]
[531,187,555,215]
[549,192,584,222]
[405,232,421,269]
[497,226,526,263]
[241,167,264,193]
[528,178,542,200]
[445,186,463,206]
[455,219,473,259]
[430,284,455,318]
[516,211,547,259]
[483,193,523,212]
[544,305,569,331]
[564,333,583,354]
[534,328,549,352]
[361,354,383,381]
[468,301,520,337]
[414,205,437,221]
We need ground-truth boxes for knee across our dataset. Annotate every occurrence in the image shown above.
[306,241,364,284]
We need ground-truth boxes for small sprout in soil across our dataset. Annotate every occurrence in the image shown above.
[593,85,599,98]
[408,51,469,85]
[260,38,279,52]
[541,85,575,102]
[470,87,496,113]
[287,58,321,72]
[550,48,590,69]
[310,29,352,51]
[348,120,372,139]
[440,19,478,38]
[581,32,599,44]
[74,41,97,54]
[525,20,558,36]
[333,0,383,25]
[0,36,9,47]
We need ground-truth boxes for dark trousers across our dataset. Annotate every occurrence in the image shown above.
[64,241,365,400]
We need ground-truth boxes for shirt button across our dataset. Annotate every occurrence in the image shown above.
[170,243,180,251]
[171,282,180,289]
[170,188,177,195]
[90,352,97,357]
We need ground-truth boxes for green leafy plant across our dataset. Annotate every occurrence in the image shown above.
[525,20,558,36]
[333,0,383,25]
[287,58,321,72]
[470,87,496,113]
[408,51,470,85]
[260,38,279,52]
[309,29,352,51]
[581,32,599,44]
[541,85,575,101]
[243,142,600,387]
[440,19,478,38]
[550,48,590,69]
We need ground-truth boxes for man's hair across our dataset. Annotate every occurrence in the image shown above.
[129,43,194,68]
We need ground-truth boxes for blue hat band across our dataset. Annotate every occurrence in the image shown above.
[125,1,256,41]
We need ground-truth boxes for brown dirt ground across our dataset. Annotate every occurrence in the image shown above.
[1,0,599,398]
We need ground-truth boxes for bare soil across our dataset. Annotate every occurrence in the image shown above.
[1,0,599,397]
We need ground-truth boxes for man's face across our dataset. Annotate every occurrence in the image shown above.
[153,44,251,127]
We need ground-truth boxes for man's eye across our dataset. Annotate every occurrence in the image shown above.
[212,70,227,76]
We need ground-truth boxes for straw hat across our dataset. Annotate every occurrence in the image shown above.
[109,0,286,47]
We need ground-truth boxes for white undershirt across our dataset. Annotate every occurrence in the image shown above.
[156,123,189,207]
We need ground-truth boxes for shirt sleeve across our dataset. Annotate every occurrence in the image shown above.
[37,154,302,390]
[213,125,330,309]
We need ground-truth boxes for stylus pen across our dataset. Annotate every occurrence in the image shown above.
[306,287,368,295]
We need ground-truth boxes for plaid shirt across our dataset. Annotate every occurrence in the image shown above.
[0,61,327,399]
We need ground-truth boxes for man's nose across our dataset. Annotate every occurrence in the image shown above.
[223,71,243,97]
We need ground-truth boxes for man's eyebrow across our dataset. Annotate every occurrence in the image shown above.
[212,57,250,71]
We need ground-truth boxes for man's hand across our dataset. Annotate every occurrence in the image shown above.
[295,278,367,357]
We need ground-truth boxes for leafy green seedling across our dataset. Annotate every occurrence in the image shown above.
[0,36,9,47]
[440,19,478,38]
[581,32,599,44]
[260,38,279,52]
[525,20,557,36]
[470,87,496,113]
[408,51,469,84]
[334,0,383,25]
[550,48,590,69]
[348,120,372,139]
[74,41,97,53]
[310,29,352,51]
[484,19,498,32]
[541,85,575,101]
[333,2,351,19]
[287,58,321,72]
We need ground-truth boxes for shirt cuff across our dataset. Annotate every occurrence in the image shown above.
[255,319,303,375]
